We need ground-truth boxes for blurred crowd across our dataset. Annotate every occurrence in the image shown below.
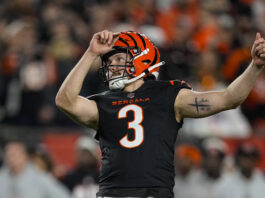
[0,0,265,134]
[0,136,265,198]
[174,137,265,198]
[1,0,265,197]
[0,136,100,198]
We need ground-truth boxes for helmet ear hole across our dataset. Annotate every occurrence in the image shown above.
[132,47,141,55]
[128,67,136,74]
[142,60,151,65]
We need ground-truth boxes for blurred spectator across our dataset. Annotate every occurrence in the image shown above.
[19,58,54,125]
[29,144,54,174]
[214,142,265,198]
[230,0,253,16]
[158,11,198,81]
[252,0,265,34]
[173,144,202,198]
[72,180,99,198]
[0,141,70,198]
[156,0,200,43]
[201,137,227,178]
[189,137,228,198]
[60,136,99,194]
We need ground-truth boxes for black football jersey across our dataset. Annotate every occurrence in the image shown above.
[88,80,191,192]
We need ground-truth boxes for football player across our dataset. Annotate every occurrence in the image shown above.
[56,30,265,198]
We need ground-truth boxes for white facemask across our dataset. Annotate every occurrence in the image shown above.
[108,75,128,90]
[108,61,165,90]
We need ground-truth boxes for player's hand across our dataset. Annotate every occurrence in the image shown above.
[88,30,120,56]
[251,32,265,68]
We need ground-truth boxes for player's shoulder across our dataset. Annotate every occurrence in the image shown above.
[168,80,192,88]
[149,79,192,89]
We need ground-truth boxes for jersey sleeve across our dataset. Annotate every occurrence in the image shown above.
[167,80,192,102]
[169,80,192,90]
[166,80,192,124]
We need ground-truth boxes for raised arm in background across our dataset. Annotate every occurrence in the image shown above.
[55,30,119,129]
[175,33,265,122]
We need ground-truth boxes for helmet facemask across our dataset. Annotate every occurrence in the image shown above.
[100,47,137,90]
[100,31,165,90]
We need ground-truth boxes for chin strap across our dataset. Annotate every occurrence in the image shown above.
[109,76,129,90]
[109,61,165,90]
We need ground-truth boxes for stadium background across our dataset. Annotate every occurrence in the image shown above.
[0,0,265,190]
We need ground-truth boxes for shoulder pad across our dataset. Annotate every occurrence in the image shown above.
[169,80,192,89]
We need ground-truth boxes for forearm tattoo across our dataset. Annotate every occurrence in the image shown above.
[188,97,211,113]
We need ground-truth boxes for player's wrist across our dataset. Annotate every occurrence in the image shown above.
[252,59,265,70]
[86,48,101,57]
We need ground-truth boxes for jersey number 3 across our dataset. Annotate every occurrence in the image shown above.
[118,104,144,148]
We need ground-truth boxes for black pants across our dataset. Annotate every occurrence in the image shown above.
[96,187,173,198]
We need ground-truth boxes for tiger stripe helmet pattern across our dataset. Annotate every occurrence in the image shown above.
[101,31,164,90]
[114,31,160,77]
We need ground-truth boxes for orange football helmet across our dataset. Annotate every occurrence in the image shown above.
[101,31,164,90]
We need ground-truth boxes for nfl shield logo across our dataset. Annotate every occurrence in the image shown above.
[127,93,135,98]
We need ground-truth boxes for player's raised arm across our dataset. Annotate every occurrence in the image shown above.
[55,30,120,129]
[174,33,265,121]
